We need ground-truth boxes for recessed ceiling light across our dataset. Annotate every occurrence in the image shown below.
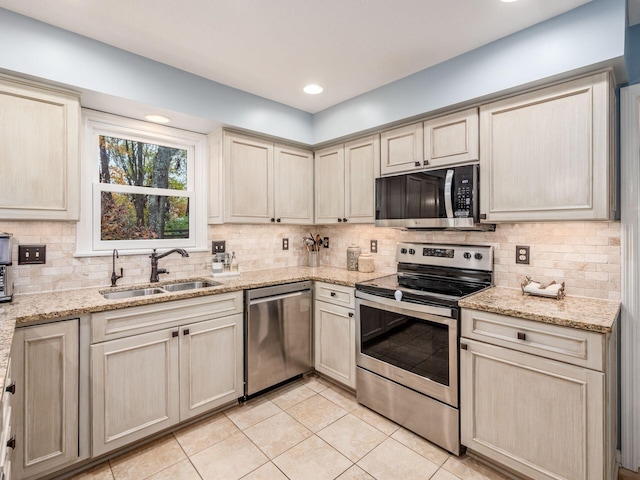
[303,84,324,95]
[144,114,171,123]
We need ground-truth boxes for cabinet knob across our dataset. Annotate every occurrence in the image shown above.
[5,382,15,395]
[348,312,354,318]
[423,160,429,166]
[276,218,281,223]
[337,218,343,222]
[517,332,527,341]
[343,218,348,223]
[480,213,487,220]
[460,343,468,350]
[6,436,15,450]
[183,329,190,335]
[270,218,275,222]
[414,161,421,167]
[330,292,336,297]
[172,331,179,338]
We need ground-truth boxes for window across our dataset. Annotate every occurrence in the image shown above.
[77,111,207,255]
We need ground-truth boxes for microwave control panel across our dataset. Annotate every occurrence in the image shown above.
[453,167,476,218]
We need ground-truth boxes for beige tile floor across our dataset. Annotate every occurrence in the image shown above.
[71,375,511,480]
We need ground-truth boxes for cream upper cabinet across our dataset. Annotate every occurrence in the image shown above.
[0,75,80,221]
[423,108,478,168]
[222,131,313,224]
[460,308,617,480]
[380,123,424,176]
[12,320,80,479]
[315,135,379,224]
[479,71,614,222]
[224,132,274,223]
[274,144,314,224]
[207,130,223,224]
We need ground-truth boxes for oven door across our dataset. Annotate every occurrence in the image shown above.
[355,291,459,407]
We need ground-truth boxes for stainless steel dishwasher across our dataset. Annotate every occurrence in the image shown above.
[244,281,312,397]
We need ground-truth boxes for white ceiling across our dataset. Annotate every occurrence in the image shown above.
[0,0,592,113]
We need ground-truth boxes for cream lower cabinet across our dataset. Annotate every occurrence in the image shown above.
[479,71,614,222]
[460,308,616,480]
[315,135,380,224]
[12,320,80,480]
[314,282,356,388]
[91,294,243,457]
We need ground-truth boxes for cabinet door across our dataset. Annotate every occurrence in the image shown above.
[380,123,424,176]
[0,75,80,220]
[12,320,79,479]
[480,72,613,222]
[460,338,605,480]
[314,145,346,224]
[274,144,314,224]
[91,329,179,457]
[179,314,243,420]
[345,135,380,223]
[224,132,274,223]
[314,300,355,388]
[207,130,223,224]
[424,108,478,168]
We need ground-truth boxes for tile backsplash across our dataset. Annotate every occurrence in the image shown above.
[0,220,620,300]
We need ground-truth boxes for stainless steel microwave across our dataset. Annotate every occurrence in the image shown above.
[375,165,493,230]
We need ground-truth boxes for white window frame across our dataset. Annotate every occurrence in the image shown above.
[77,110,207,256]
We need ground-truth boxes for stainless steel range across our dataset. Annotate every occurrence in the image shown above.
[355,242,493,455]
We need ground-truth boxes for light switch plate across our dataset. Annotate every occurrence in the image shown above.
[282,238,289,250]
[370,240,378,253]
[18,244,46,265]
[212,241,226,254]
[323,237,329,248]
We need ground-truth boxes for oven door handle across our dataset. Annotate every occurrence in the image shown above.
[355,291,454,319]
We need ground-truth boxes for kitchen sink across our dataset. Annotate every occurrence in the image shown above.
[162,280,220,292]
[102,287,167,300]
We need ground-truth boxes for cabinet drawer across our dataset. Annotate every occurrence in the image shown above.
[461,309,604,371]
[91,292,243,343]
[315,282,354,308]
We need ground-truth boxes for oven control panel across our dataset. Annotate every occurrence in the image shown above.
[396,242,493,271]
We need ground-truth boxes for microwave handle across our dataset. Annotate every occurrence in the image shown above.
[444,169,454,219]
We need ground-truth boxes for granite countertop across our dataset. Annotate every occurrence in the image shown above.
[459,286,620,334]
[0,266,386,385]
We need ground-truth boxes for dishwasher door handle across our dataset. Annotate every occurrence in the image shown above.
[248,290,310,306]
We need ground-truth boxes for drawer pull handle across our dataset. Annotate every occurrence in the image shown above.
[183,329,190,335]
[172,331,179,338]
[517,332,527,341]
[5,383,15,395]
[6,436,15,450]
[460,343,468,350]
[330,292,336,297]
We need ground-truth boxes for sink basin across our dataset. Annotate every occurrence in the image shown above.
[162,280,220,292]
[102,287,167,300]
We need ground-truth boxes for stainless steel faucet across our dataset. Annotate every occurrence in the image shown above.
[110,249,123,287]
[149,248,189,282]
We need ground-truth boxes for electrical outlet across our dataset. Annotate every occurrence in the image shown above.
[282,238,289,250]
[323,237,329,248]
[18,244,46,265]
[370,240,378,253]
[212,240,226,254]
[516,245,530,265]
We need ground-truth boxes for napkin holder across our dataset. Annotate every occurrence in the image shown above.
[520,276,565,300]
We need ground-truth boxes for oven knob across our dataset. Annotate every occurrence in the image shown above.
[474,253,483,260]
[408,249,416,255]
[394,290,403,301]
[463,252,472,259]
[400,248,407,254]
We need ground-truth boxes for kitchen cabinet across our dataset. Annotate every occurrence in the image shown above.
[460,308,617,480]
[222,131,313,224]
[314,282,356,388]
[423,107,478,168]
[0,360,12,480]
[380,123,424,176]
[12,320,80,479]
[315,135,380,224]
[91,293,243,456]
[479,71,615,222]
[0,74,80,221]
